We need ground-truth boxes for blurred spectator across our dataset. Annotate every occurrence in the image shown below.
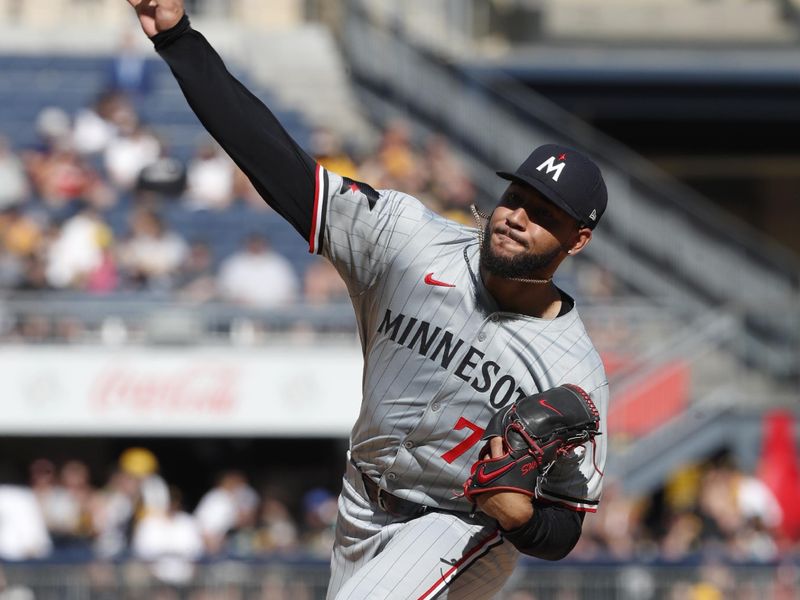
[303,257,348,305]
[0,485,52,560]
[736,470,783,529]
[311,128,358,179]
[252,495,299,555]
[33,107,72,153]
[660,511,703,560]
[118,447,169,515]
[0,206,44,260]
[697,457,781,561]
[377,120,425,188]
[300,488,337,559]
[92,448,169,558]
[72,91,123,156]
[30,459,70,539]
[424,135,474,224]
[185,142,235,210]
[92,468,141,558]
[217,234,299,307]
[45,208,114,290]
[25,106,117,210]
[194,471,259,555]
[132,486,203,586]
[0,137,29,210]
[46,460,96,548]
[579,481,642,560]
[357,120,438,205]
[118,208,188,290]
[136,148,187,199]
[176,240,217,303]
[103,113,160,191]
[698,461,754,545]
[25,147,113,210]
[85,234,119,295]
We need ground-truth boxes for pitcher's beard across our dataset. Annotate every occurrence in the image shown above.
[480,222,560,280]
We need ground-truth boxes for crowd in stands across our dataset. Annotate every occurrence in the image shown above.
[0,86,625,342]
[0,448,337,581]
[1,90,314,308]
[576,451,791,566]
[0,446,796,600]
[0,89,477,305]
[0,449,790,571]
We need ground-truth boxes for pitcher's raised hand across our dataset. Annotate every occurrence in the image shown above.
[126,0,184,38]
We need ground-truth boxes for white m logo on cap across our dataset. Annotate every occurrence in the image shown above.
[536,156,565,182]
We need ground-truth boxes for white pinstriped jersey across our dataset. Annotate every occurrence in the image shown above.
[310,165,608,514]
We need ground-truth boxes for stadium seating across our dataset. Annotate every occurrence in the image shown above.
[0,52,315,274]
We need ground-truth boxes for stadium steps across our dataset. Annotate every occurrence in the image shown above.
[235,23,374,147]
[600,309,794,495]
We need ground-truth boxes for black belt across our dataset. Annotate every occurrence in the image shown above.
[359,472,429,519]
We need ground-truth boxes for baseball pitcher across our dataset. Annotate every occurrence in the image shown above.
[126,2,610,598]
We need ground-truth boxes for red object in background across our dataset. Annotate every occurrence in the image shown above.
[598,351,631,378]
[758,411,800,541]
[607,359,690,437]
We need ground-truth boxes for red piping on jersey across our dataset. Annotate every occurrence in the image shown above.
[308,163,321,254]
[416,531,501,600]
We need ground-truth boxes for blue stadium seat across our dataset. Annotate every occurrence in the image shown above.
[0,52,314,157]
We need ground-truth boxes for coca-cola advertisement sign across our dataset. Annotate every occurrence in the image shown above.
[0,346,363,435]
[91,364,240,415]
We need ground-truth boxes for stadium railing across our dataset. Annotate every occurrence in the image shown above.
[0,559,792,598]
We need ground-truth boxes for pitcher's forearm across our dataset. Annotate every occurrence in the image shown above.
[152,15,317,241]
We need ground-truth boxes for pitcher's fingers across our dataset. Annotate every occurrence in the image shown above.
[490,436,504,458]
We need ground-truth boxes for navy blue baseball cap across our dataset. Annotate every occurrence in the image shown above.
[497,144,608,229]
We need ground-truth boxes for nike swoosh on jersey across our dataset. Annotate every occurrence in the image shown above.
[424,273,455,288]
